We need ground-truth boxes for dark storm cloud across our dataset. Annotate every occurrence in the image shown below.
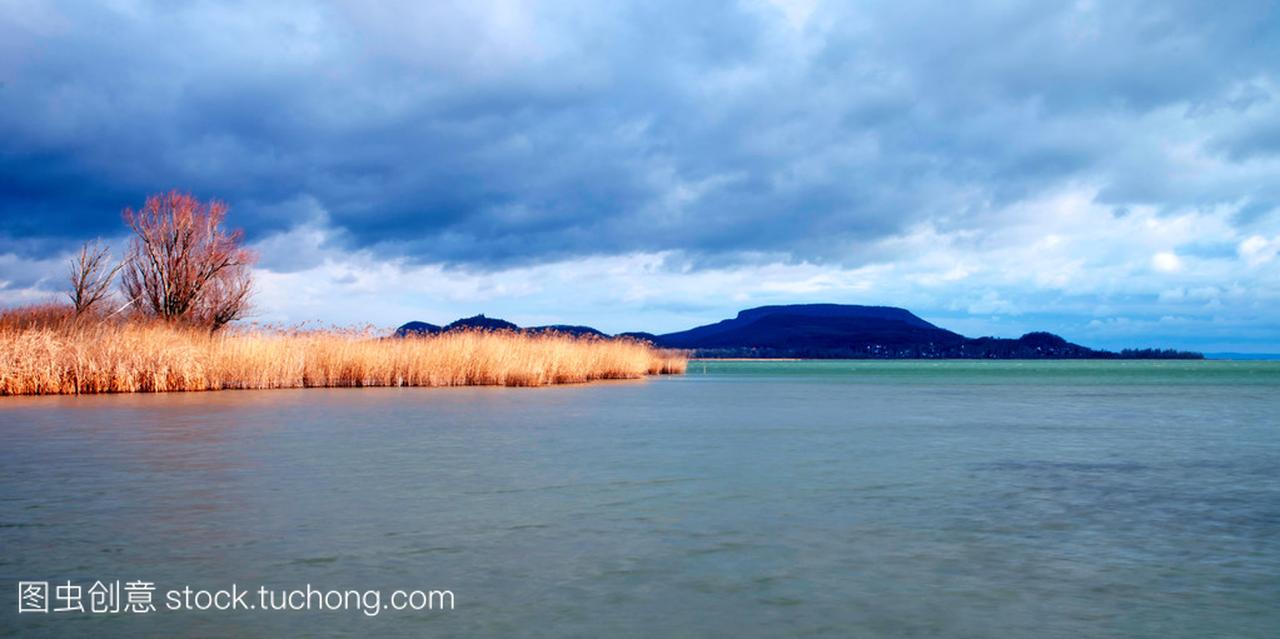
[1,0,1277,266]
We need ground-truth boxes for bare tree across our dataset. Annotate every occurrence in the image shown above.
[67,240,122,316]
[120,191,256,331]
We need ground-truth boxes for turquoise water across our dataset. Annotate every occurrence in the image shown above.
[2,361,1278,637]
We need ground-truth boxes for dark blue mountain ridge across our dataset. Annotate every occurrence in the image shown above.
[738,304,937,329]
[394,304,1203,359]
[657,313,962,350]
[656,304,943,348]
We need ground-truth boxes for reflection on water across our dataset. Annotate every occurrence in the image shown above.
[2,362,1278,637]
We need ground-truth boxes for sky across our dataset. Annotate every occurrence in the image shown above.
[2,0,1279,352]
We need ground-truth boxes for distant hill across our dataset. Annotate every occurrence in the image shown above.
[445,314,519,332]
[657,308,957,351]
[395,315,608,339]
[649,305,1202,359]
[393,321,442,338]
[394,304,1203,359]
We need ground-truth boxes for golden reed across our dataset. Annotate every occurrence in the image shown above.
[0,305,686,395]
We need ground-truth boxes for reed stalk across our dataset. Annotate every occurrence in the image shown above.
[0,305,686,396]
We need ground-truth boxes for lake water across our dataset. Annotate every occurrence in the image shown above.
[2,361,1278,637]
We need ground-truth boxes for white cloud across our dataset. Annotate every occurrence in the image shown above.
[1152,251,1182,273]
[1239,235,1279,266]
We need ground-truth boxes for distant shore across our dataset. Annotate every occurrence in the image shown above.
[696,358,1244,363]
[692,357,803,361]
[691,356,1241,361]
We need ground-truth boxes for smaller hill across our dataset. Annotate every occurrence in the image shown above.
[395,315,611,339]
[445,314,519,332]
[393,321,442,338]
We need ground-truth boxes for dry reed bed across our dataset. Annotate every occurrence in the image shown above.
[0,322,687,395]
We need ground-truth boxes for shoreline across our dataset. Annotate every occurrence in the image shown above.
[0,317,688,396]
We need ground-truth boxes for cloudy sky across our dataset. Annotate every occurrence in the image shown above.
[2,0,1279,352]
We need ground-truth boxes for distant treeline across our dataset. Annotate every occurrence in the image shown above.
[1112,348,1205,360]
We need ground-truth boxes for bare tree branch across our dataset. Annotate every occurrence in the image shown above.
[67,240,122,316]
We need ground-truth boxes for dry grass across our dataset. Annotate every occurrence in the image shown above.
[0,304,687,396]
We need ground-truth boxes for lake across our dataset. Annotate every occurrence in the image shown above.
[2,360,1278,637]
